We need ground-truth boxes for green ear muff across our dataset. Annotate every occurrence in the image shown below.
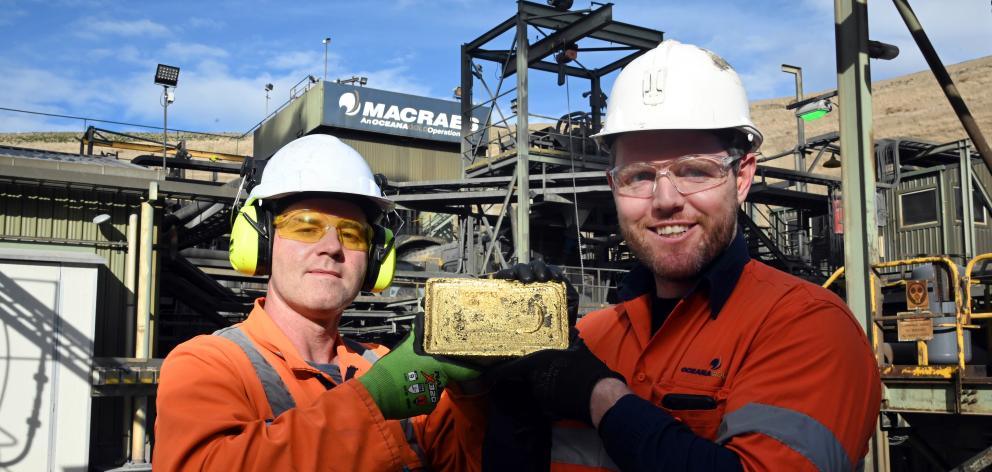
[229,204,272,276]
[364,226,396,293]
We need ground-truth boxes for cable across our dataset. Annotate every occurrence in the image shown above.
[0,106,233,138]
[564,74,587,281]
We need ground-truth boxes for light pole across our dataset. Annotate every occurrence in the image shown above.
[781,64,806,182]
[322,37,331,82]
[264,83,274,115]
[781,64,807,261]
[154,64,180,174]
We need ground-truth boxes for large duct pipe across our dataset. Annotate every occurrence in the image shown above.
[122,212,138,460]
[131,183,158,464]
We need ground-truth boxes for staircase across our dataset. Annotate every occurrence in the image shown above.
[738,209,824,281]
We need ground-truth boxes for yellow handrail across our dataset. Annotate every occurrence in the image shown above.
[822,256,966,369]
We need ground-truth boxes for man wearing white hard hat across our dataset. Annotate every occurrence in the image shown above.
[491,40,880,471]
[154,134,484,471]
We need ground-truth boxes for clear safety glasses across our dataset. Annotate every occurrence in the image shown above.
[608,153,740,198]
[273,209,371,251]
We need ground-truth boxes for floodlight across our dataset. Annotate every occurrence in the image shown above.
[453,86,462,99]
[795,99,833,122]
[359,76,368,86]
[92,214,111,226]
[154,64,180,87]
[822,152,842,168]
[265,83,274,92]
[868,40,899,61]
[547,0,573,10]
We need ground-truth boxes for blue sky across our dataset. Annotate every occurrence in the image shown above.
[0,0,990,134]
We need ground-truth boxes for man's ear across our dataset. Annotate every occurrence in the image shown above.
[735,152,758,205]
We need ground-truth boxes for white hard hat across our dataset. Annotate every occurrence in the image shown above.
[594,40,763,152]
[245,134,394,212]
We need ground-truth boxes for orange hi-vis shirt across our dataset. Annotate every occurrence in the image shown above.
[153,299,485,471]
[553,235,881,471]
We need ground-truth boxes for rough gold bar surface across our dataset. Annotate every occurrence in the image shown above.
[423,278,569,357]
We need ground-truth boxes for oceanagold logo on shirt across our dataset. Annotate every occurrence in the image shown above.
[680,358,724,379]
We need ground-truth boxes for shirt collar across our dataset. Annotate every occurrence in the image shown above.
[241,298,361,374]
[616,226,750,319]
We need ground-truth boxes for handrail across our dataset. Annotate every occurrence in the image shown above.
[963,253,992,324]
[823,256,966,369]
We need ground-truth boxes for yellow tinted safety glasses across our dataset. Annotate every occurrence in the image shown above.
[273,209,371,251]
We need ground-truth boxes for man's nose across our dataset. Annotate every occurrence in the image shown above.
[315,227,345,257]
[651,172,686,210]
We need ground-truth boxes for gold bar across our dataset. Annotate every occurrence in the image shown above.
[422,278,570,358]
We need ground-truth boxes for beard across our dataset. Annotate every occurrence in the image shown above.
[620,200,738,284]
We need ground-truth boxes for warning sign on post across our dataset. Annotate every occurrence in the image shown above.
[905,280,929,310]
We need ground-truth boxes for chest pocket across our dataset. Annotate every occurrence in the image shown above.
[657,381,728,441]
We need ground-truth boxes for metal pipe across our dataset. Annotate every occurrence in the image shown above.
[891,0,992,175]
[482,168,518,270]
[131,183,157,463]
[514,12,531,263]
[476,204,509,271]
[122,212,138,460]
[960,141,976,259]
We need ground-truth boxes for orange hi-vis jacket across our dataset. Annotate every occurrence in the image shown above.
[552,243,881,471]
[153,299,485,471]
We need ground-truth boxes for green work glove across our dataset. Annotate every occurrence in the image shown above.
[358,325,480,419]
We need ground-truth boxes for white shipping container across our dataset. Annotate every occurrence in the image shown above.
[0,248,102,471]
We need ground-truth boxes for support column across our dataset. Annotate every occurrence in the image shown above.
[960,141,975,260]
[835,0,884,470]
[131,182,159,464]
[460,43,474,177]
[514,13,531,263]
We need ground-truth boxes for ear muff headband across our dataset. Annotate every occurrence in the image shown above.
[363,226,396,293]
[229,203,272,276]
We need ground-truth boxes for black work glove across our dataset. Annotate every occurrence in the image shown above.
[493,260,580,326]
[488,333,626,425]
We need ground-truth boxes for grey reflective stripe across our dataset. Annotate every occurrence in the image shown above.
[399,418,428,470]
[342,337,380,364]
[213,326,296,419]
[551,426,620,471]
[716,403,851,472]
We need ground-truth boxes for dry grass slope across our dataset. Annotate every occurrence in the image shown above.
[752,55,992,174]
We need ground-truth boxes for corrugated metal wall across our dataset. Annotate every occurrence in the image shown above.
[0,183,139,358]
[883,163,992,261]
[959,162,992,253]
[884,170,944,260]
[342,137,461,182]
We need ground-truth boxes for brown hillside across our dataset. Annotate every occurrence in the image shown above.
[752,55,992,171]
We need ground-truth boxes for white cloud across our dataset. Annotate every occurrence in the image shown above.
[268,50,326,71]
[163,42,229,61]
[349,66,433,97]
[76,18,170,39]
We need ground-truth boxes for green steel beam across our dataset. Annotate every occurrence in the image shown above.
[835,0,882,469]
